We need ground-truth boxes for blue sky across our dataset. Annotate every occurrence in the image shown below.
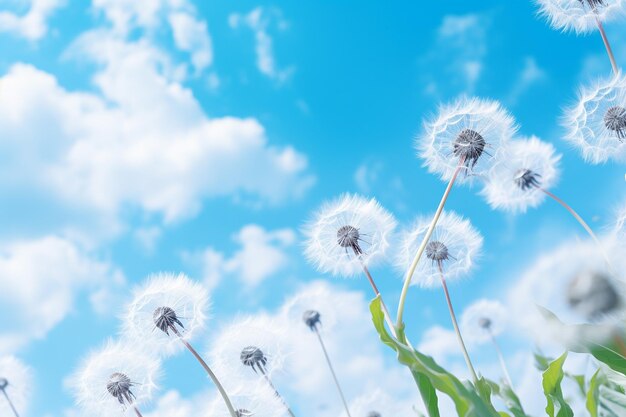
[0,0,625,416]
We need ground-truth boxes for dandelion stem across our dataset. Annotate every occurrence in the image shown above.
[258,367,296,417]
[171,327,238,417]
[1,388,19,417]
[396,159,465,330]
[488,330,514,388]
[133,406,144,417]
[313,327,352,417]
[438,264,479,383]
[595,17,619,75]
[540,188,615,275]
[358,257,397,338]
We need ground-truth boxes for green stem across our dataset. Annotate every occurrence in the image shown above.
[313,327,352,417]
[172,327,238,417]
[359,257,397,338]
[396,161,464,329]
[438,264,478,384]
[540,188,615,276]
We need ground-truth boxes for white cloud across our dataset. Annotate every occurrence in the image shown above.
[229,7,294,82]
[417,325,460,364]
[0,33,313,227]
[185,224,296,289]
[507,56,547,105]
[168,11,213,73]
[423,13,490,95]
[0,0,65,40]
[0,236,124,354]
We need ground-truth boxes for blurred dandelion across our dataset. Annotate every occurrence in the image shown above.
[209,316,296,417]
[564,73,626,163]
[124,273,237,416]
[70,340,160,417]
[535,0,624,71]
[0,356,32,417]
[461,300,513,387]
[304,194,398,334]
[302,310,352,417]
[339,390,413,417]
[395,211,482,382]
[398,98,515,329]
[206,383,289,417]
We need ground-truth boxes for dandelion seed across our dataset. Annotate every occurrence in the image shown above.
[482,137,560,213]
[564,74,626,163]
[0,356,31,417]
[395,211,482,382]
[304,194,398,335]
[461,300,513,387]
[302,310,352,417]
[70,340,160,417]
[534,0,625,35]
[209,317,296,417]
[417,97,516,184]
[124,273,237,416]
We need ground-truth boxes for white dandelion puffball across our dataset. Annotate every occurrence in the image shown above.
[70,340,161,417]
[535,0,625,34]
[123,272,210,357]
[394,211,483,288]
[207,383,289,417]
[461,299,508,345]
[303,194,396,277]
[418,97,517,184]
[509,239,626,345]
[209,316,289,393]
[0,356,32,416]
[482,136,561,213]
[563,73,626,163]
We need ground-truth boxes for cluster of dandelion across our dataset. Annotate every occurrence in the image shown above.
[58,1,626,417]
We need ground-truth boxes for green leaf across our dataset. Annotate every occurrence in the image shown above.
[369,297,500,417]
[482,378,531,417]
[412,370,440,417]
[537,306,626,377]
[534,352,553,372]
[587,366,626,417]
[586,369,604,417]
[541,352,574,417]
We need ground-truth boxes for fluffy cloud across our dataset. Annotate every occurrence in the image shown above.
[0,356,33,416]
[168,11,213,73]
[0,236,124,354]
[0,0,65,40]
[0,33,313,226]
[229,7,294,82]
[507,56,547,105]
[185,224,296,289]
[422,13,490,95]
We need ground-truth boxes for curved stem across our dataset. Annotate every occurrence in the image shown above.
[438,264,478,383]
[359,257,397,338]
[396,161,464,329]
[171,328,238,417]
[595,17,619,75]
[133,406,144,417]
[259,368,296,417]
[1,388,19,417]
[489,330,513,388]
[313,328,352,417]
[540,188,615,275]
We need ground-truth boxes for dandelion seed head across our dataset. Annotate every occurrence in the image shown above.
[0,356,32,415]
[425,241,450,263]
[70,340,160,417]
[535,0,625,34]
[302,310,321,330]
[418,97,516,185]
[304,194,396,277]
[563,74,626,163]
[461,299,507,344]
[209,316,288,392]
[341,390,413,417]
[482,137,560,213]
[367,412,382,417]
[394,211,483,288]
[567,271,622,320]
[207,383,289,417]
[106,372,135,406]
[123,272,209,357]
[236,409,254,417]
